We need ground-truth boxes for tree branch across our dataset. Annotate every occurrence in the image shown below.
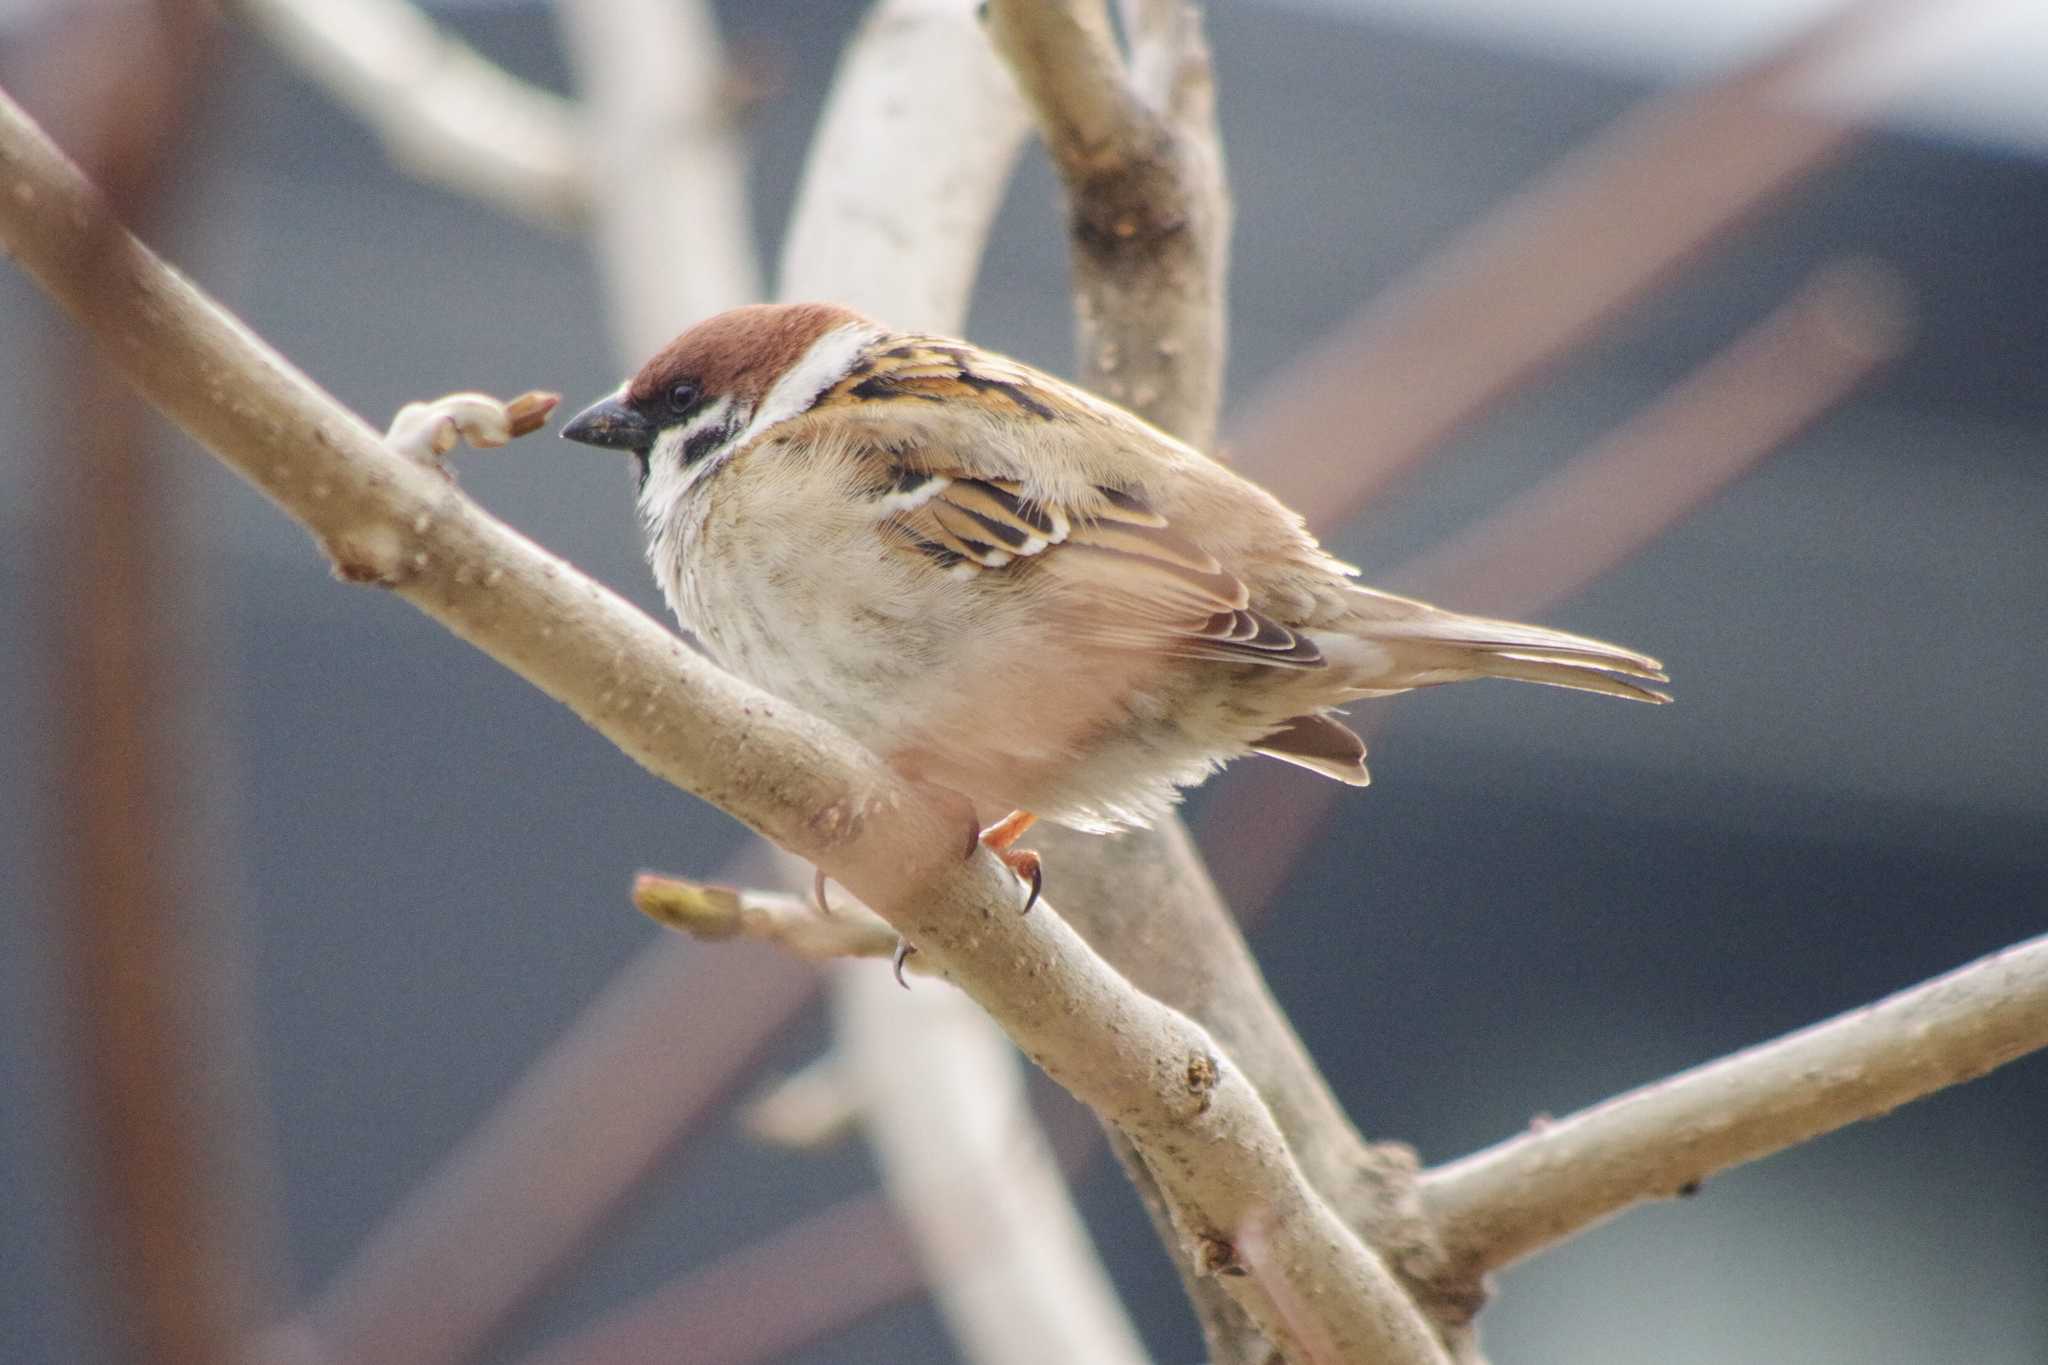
[1423,933,2048,1280]
[0,74,1437,1365]
[985,5,1474,1355]
[985,0,1227,439]
[228,0,587,229]
[633,871,910,968]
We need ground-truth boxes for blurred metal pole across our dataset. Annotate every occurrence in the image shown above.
[34,5,277,1363]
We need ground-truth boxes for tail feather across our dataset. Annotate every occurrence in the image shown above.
[1468,652,1672,703]
[1335,593,1671,704]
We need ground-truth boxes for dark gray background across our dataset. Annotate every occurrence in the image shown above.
[3,2,2044,1362]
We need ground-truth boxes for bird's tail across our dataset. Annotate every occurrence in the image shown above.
[1331,586,1671,704]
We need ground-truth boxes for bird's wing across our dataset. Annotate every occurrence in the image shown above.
[803,334,1326,669]
[868,455,1325,670]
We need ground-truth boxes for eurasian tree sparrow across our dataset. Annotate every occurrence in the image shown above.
[564,302,1666,872]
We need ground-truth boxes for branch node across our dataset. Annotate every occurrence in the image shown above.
[1195,1232,1247,1278]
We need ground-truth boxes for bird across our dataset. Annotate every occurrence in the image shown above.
[562,301,1667,910]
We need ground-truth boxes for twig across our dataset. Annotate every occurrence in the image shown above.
[633,871,911,968]
[1423,933,2048,1279]
[229,0,586,229]
[739,1052,860,1150]
[0,71,1435,1365]
[555,0,760,359]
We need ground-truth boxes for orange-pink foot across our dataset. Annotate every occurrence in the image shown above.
[976,810,1042,913]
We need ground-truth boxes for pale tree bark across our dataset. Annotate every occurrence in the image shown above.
[228,0,586,228]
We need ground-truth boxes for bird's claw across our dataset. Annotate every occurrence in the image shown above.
[892,939,916,989]
[976,810,1043,912]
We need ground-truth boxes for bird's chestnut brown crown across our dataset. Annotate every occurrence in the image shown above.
[560,301,872,459]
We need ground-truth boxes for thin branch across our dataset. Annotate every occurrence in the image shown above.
[555,0,760,359]
[0,74,1436,1365]
[229,0,586,229]
[633,871,911,969]
[1423,933,2048,1279]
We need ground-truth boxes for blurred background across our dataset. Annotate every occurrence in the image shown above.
[2,0,2043,1362]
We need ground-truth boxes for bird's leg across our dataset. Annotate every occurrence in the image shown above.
[975,810,1043,913]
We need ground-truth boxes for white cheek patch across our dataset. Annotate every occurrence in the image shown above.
[635,397,736,530]
[738,322,882,449]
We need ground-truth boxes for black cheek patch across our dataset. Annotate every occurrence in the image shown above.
[681,421,735,467]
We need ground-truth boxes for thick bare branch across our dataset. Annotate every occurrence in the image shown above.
[778,0,1031,327]
[984,0,1228,442]
[0,78,1436,1365]
[230,0,586,229]
[1424,934,2048,1279]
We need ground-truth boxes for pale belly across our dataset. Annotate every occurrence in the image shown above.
[659,479,1284,831]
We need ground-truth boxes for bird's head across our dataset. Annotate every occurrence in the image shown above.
[561,301,882,497]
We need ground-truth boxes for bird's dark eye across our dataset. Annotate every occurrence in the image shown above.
[668,381,701,415]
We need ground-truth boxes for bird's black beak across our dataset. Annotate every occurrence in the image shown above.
[560,394,655,453]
